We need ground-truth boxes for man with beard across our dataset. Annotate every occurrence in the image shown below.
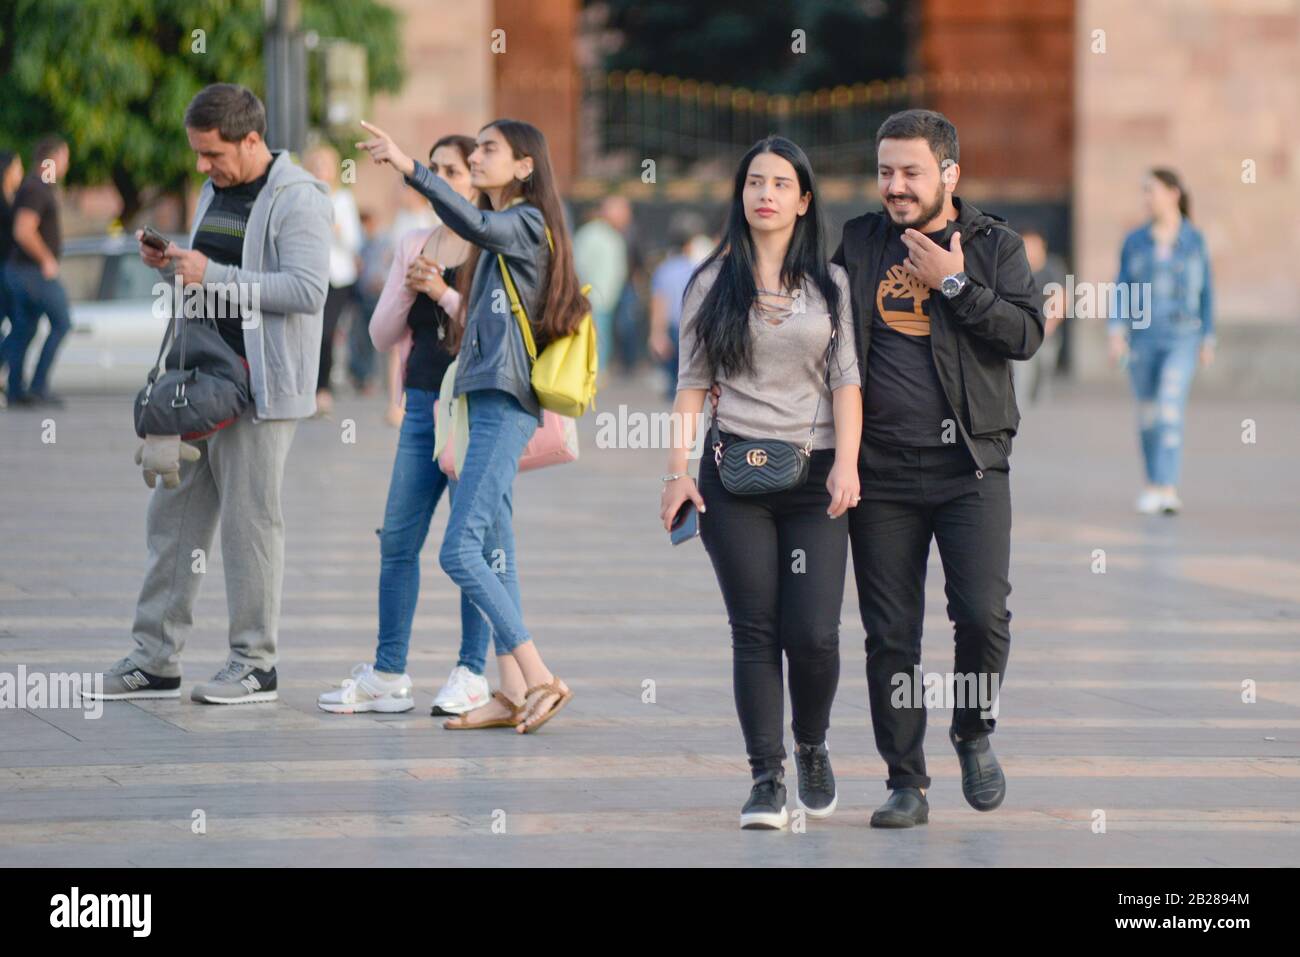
[832,110,1043,827]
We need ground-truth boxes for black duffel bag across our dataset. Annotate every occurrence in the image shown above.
[133,309,251,440]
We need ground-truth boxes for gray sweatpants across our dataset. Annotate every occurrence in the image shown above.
[127,413,298,678]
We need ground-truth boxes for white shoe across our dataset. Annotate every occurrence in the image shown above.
[1160,491,1183,514]
[430,665,491,716]
[1135,490,1163,515]
[317,663,415,714]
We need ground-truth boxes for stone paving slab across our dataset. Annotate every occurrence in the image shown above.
[1,380,1297,866]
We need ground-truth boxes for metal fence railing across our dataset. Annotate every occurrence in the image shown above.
[584,69,1068,180]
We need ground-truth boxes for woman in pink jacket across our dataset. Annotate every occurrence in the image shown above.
[318,135,503,718]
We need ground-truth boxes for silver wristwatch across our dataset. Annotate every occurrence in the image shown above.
[940,271,968,299]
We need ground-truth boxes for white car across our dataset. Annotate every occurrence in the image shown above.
[42,234,177,393]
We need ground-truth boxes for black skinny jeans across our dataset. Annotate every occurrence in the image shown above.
[699,435,849,777]
[848,436,1013,791]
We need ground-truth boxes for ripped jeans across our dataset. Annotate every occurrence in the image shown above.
[1127,332,1200,487]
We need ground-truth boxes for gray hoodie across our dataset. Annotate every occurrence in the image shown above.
[196,151,332,420]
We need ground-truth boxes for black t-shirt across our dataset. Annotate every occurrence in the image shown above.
[8,174,61,268]
[191,165,272,357]
[862,221,957,448]
[405,266,459,392]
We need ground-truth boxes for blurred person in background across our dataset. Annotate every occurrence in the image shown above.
[348,208,391,397]
[648,210,709,401]
[1012,227,1067,405]
[1108,168,1215,516]
[0,149,24,404]
[4,135,71,408]
[573,195,630,382]
[612,207,647,373]
[304,144,363,418]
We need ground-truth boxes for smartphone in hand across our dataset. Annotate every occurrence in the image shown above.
[670,500,700,546]
[139,225,169,252]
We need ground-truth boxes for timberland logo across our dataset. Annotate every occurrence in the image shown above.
[49,887,151,937]
[746,448,768,467]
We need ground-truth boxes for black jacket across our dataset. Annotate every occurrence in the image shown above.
[832,197,1043,472]
[404,161,547,421]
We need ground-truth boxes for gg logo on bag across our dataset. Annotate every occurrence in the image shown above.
[746,449,768,467]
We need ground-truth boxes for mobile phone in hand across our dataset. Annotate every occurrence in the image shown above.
[139,225,169,252]
[670,499,700,546]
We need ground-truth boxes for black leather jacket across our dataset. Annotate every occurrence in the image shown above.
[833,197,1043,472]
[404,161,548,421]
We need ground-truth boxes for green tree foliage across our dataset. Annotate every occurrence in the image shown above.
[0,0,403,224]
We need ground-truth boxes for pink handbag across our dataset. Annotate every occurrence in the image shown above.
[436,406,579,479]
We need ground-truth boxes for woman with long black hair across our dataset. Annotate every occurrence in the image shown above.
[358,118,587,733]
[659,136,862,828]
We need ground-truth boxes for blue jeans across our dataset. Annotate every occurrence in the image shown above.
[374,387,513,675]
[5,264,71,398]
[593,307,614,376]
[438,389,535,657]
[1127,332,1199,487]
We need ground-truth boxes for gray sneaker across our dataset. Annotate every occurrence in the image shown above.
[84,658,181,700]
[191,660,279,705]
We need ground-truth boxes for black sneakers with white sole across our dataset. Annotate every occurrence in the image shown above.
[740,769,789,830]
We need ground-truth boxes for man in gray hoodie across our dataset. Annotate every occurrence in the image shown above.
[89,84,331,704]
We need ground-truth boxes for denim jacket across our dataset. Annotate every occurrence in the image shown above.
[1110,219,1215,344]
[403,161,547,421]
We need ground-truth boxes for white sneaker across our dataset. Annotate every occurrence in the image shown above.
[317,663,415,714]
[1160,491,1183,514]
[430,665,491,716]
[1135,489,1163,515]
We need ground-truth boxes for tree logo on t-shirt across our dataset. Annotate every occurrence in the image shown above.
[876,264,931,337]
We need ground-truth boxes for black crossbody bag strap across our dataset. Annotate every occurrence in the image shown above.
[709,326,836,464]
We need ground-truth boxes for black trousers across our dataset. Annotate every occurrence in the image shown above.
[699,436,848,776]
[318,283,354,393]
[848,437,1013,790]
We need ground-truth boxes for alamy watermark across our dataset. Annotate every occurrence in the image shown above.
[890,668,1000,719]
[0,666,104,719]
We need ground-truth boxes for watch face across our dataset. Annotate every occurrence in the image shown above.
[942,276,960,296]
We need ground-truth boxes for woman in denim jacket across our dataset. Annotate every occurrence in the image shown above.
[358,118,588,732]
[1107,169,1215,515]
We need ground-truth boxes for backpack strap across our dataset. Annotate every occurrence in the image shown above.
[495,196,557,365]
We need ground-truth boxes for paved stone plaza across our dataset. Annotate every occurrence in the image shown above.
[1,379,1297,866]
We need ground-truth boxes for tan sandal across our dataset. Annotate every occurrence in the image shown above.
[517,677,572,734]
[443,691,525,730]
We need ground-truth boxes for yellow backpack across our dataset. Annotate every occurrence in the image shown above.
[495,213,598,418]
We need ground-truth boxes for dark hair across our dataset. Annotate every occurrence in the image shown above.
[449,119,589,354]
[685,135,840,381]
[184,83,267,142]
[32,136,67,164]
[1150,168,1190,219]
[667,210,706,249]
[875,108,959,168]
[430,134,476,167]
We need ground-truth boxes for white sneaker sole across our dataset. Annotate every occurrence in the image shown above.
[318,696,415,714]
[430,695,489,716]
[796,791,838,819]
[83,688,181,701]
[740,806,790,830]
[192,690,279,705]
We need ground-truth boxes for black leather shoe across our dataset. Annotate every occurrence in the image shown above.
[869,787,929,828]
[951,728,1006,811]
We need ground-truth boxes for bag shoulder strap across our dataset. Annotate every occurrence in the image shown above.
[495,196,553,364]
[709,323,836,461]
